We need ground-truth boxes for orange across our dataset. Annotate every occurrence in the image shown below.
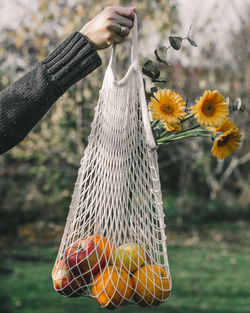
[132,264,171,306]
[91,265,133,309]
[89,235,115,266]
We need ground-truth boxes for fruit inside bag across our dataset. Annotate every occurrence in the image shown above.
[52,14,171,309]
[52,237,171,309]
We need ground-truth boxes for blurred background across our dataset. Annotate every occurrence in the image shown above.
[0,0,249,312]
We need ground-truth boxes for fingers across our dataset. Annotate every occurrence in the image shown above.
[104,7,135,46]
[106,24,129,45]
[112,12,134,29]
[113,6,136,20]
[80,6,137,50]
[107,33,124,46]
[129,7,137,13]
[115,25,130,38]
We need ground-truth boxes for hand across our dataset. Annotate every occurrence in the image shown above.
[80,6,136,50]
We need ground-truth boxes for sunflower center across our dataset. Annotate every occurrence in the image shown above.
[161,103,174,114]
[217,135,230,147]
[202,101,216,117]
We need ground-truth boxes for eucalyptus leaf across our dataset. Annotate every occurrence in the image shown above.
[151,87,160,94]
[152,78,167,83]
[149,86,161,102]
[169,36,182,50]
[187,37,198,47]
[142,60,160,80]
[229,97,244,112]
[154,46,169,65]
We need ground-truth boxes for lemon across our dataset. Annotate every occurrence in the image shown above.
[110,243,145,273]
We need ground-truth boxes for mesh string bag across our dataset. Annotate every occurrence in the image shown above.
[52,15,172,309]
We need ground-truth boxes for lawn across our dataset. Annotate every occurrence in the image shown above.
[1,222,250,313]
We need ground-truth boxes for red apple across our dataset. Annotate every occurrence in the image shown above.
[65,238,102,279]
[52,260,88,297]
[145,251,152,264]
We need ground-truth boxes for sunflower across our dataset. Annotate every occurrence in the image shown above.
[208,119,237,133]
[211,120,241,159]
[150,89,186,131]
[191,90,229,127]
[162,121,182,132]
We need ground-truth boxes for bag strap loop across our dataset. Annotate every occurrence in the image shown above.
[109,14,139,70]
[131,13,139,67]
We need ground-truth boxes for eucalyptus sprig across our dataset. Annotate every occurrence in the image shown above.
[142,25,197,84]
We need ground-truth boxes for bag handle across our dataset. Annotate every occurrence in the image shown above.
[108,14,139,70]
[108,14,158,150]
[131,13,139,67]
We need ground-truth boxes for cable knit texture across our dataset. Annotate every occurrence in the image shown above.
[0,31,102,154]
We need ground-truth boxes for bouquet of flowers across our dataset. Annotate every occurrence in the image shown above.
[142,29,243,159]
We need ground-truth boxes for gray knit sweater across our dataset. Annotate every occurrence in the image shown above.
[0,31,102,154]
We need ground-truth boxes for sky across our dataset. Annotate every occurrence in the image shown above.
[177,0,247,32]
[0,0,249,66]
[175,0,249,65]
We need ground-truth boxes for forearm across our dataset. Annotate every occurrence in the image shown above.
[0,32,102,154]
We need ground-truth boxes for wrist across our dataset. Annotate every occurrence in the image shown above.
[79,30,99,50]
[42,32,102,92]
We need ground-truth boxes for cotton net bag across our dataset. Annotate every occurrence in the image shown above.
[52,15,171,309]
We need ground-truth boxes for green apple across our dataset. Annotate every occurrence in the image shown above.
[110,243,145,273]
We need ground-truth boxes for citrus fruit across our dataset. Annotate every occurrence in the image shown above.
[110,243,145,273]
[132,264,170,306]
[91,265,133,309]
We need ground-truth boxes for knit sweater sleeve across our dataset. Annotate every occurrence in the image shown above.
[0,31,102,154]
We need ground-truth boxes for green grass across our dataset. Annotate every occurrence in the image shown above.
[1,223,250,313]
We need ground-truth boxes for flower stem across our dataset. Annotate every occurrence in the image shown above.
[156,128,212,143]
[179,124,200,133]
[156,133,211,145]
[151,120,159,128]
[158,124,206,140]
[158,128,171,138]
[158,120,199,139]
[181,113,195,123]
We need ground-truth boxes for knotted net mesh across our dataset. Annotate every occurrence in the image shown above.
[52,15,171,309]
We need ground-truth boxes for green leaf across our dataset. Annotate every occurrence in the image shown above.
[151,87,160,94]
[142,60,160,80]
[152,78,167,83]
[169,36,182,50]
[229,97,245,112]
[187,37,198,47]
[150,87,160,101]
[154,46,169,65]
[157,120,166,130]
